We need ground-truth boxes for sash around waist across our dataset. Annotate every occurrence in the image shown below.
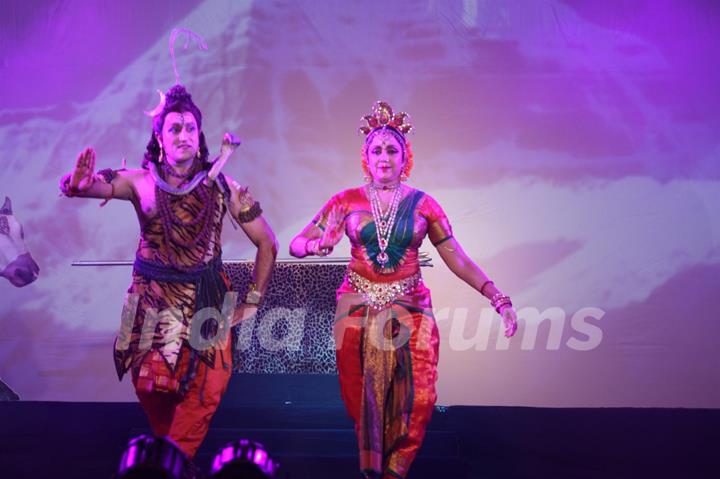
[133,255,223,283]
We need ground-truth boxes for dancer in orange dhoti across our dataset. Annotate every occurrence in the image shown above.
[290,101,518,478]
[59,80,277,460]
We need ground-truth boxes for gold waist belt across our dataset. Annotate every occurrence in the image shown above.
[346,269,422,310]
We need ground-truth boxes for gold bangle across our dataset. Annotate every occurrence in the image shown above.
[480,280,494,296]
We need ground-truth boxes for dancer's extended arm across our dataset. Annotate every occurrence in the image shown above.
[436,237,518,338]
[59,147,136,201]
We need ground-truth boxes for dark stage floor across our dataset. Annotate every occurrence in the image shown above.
[1,375,717,478]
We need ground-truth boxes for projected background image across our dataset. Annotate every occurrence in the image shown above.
[0,0,718,407]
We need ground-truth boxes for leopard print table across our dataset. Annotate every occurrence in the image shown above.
[224,262,346,374]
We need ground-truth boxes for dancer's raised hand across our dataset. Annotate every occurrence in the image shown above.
[220,132,242,156]
[70,147,96,192]
[209,132,242,181]
[319,206,345,250]
[500,305,518,338]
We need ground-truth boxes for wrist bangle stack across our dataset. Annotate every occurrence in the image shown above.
[490,292,512,314]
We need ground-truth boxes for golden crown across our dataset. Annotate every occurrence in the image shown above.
[358,101,413,136]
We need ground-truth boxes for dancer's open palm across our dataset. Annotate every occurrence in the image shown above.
[319,206,345,250]
[500,305,518,338]
[70,147,96,192]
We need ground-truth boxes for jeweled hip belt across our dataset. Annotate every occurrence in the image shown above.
[346,269,422,310]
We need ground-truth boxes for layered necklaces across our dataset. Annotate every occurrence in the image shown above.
[150,160,218,270]
[367,183,402,268]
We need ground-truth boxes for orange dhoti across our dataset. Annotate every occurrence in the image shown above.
[132,340,233,458]
[334,283,440,479]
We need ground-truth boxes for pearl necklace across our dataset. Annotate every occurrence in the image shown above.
[368,184,402,267]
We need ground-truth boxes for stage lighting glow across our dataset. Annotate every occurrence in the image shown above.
[210,439,279,478]
[117,434,191,479]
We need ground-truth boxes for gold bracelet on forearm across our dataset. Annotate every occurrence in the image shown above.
[479,280,494,296]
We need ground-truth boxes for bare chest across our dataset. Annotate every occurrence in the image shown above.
[133,178,159,221]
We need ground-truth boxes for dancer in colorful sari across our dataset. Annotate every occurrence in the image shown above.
[290,101,517,479]
[59,84,277,461]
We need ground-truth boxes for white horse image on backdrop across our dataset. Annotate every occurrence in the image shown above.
[0,197,39,287]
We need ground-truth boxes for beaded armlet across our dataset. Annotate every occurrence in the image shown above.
[97,168,118,184]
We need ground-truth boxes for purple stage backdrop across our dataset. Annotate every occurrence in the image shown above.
[0,0,718,407]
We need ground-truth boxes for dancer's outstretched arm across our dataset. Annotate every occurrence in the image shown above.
[59,147,136,201]
[436,237,518,338]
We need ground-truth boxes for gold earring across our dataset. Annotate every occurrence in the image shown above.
[158,148,164,163]
[400,161,408,181]
[196,150,201,159]
[361,156,370,182]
